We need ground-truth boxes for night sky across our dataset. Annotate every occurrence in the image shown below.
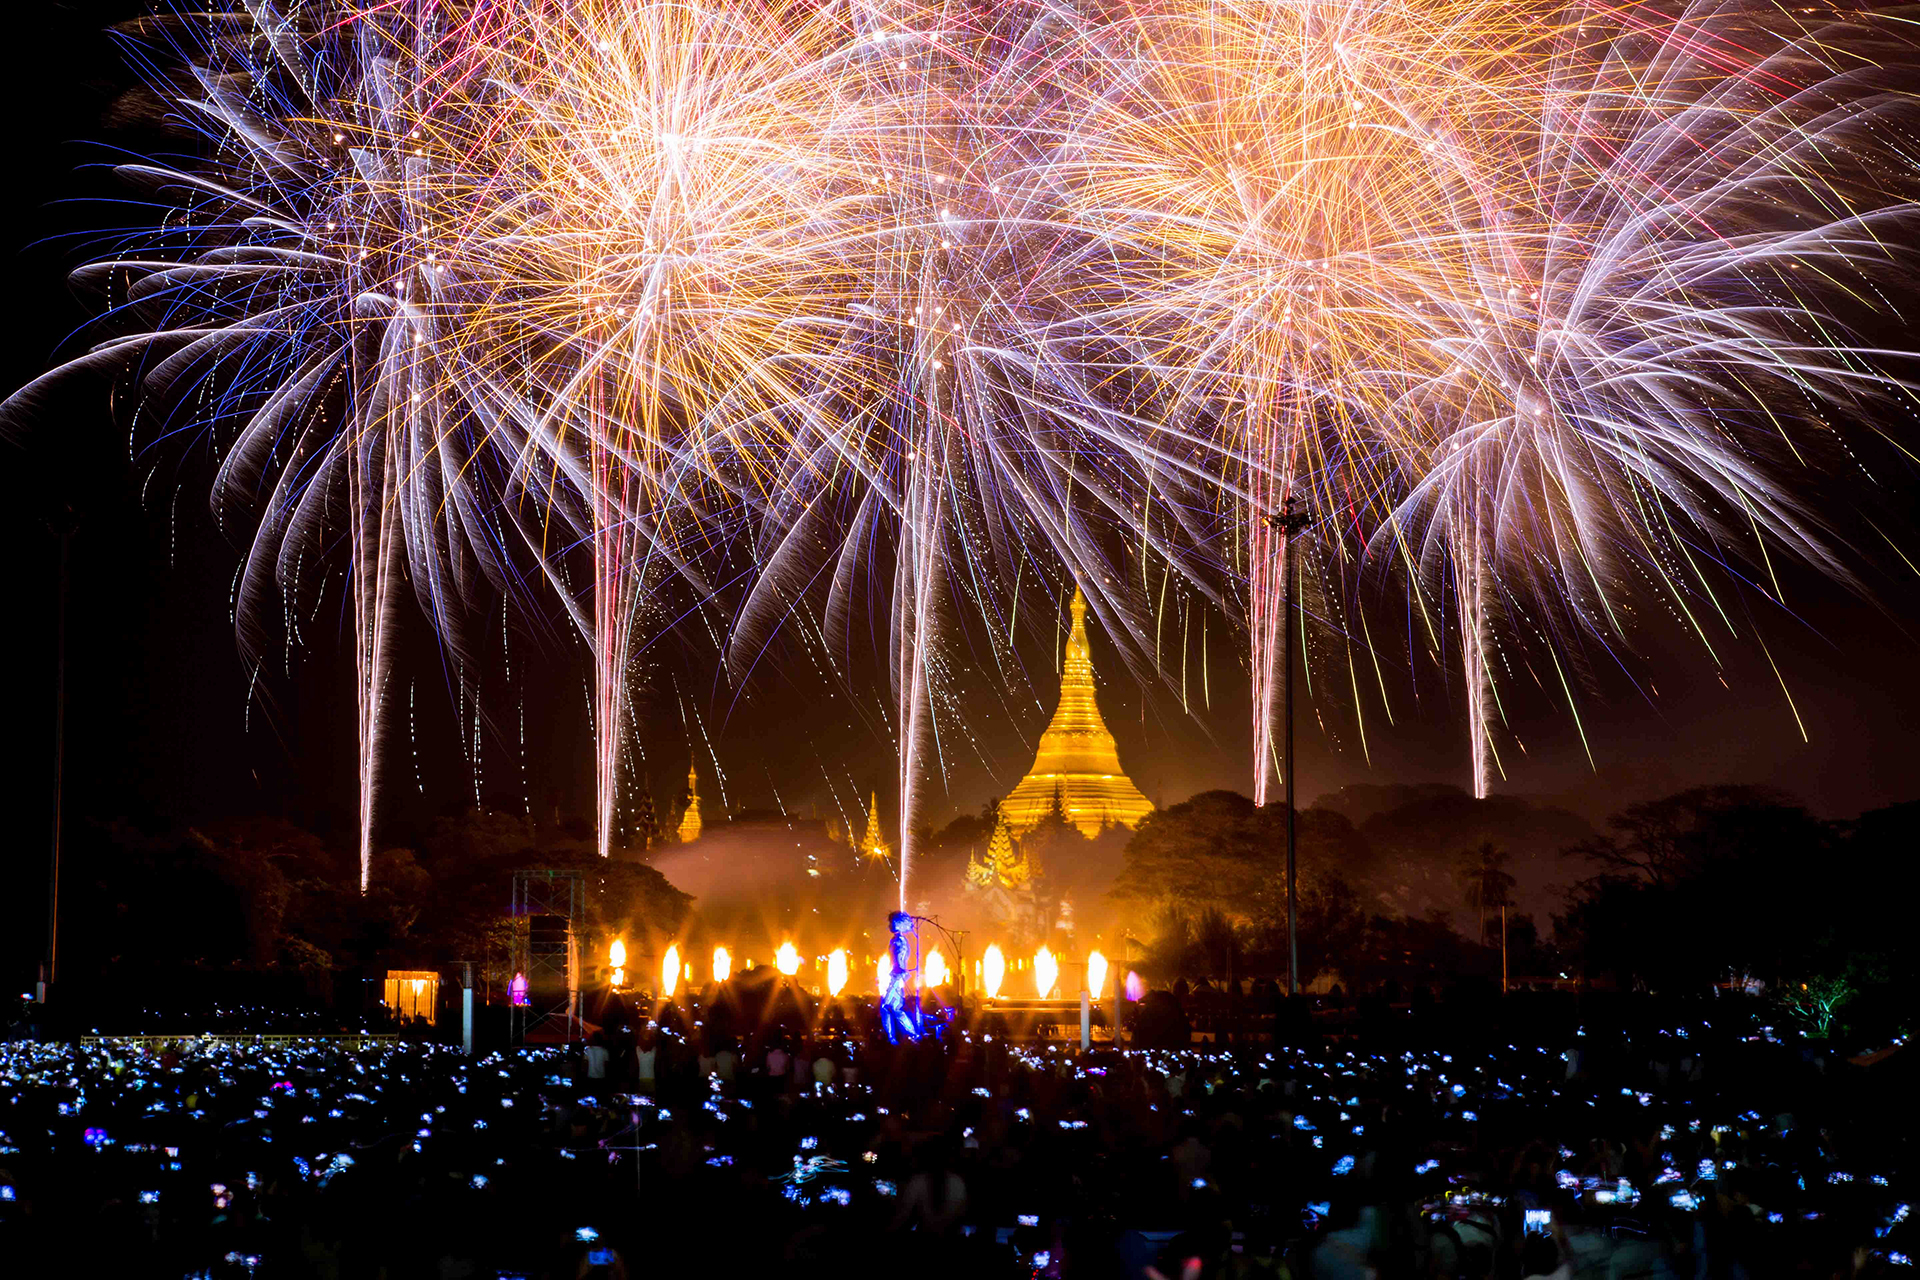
[5,2,1920,988]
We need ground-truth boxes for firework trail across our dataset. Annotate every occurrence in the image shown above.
[0,1,554,889]
[695,0,1232,900]
[1050,0,1920,801]
[1369,0,1920,795]
[1036,0,1529,802]
[362,0,875,857]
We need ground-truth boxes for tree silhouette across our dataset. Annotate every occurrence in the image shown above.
[1455,841,1515,945]
[1564,785,1790,886]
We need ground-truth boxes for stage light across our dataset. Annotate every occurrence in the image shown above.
[925,949,948,987]
[1034,946,1058,998]
[608,938,627,969]
[661,945,680,998]
[1087,950,1108,996]
[827,949,849,996]
[713,946,732,983]
[982,944,1004,998]
[776,941,800,975]
[1125,971,1145,1001]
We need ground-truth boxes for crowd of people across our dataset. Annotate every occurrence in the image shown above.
[0,994,1910,1280]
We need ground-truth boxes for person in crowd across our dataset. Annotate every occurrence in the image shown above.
[635,1028,659,1095]
[583,1029,611,1081]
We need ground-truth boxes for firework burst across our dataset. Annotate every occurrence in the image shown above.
[10,0,1920,894]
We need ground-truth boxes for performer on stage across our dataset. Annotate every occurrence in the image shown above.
[880,911,923,1043]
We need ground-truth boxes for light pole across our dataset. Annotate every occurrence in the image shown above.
[41,513,74,1006]
[1276,496,1311,998]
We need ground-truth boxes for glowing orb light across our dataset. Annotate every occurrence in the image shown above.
[924,949,949,987]
[776,941,801,975]
[661,944,680,998]
[827,948,849,996]
[713,946,732,983]
[1125,971,1146,1002]
[509,972,528,1006]
[1034,946,1058,998]
[1087,950,1108,996]
[982,944,1005,998]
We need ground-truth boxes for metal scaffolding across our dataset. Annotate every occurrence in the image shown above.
[510,870,585,1044]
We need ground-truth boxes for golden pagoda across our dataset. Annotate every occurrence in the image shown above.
[860,791,891,862]
[677,764,703,843]
[1000,586,1153,837]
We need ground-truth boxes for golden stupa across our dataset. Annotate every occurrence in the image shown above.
[859,791,891,863]
[677,764,703,843]
[999,586,1153,837]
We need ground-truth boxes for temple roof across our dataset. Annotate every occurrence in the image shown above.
[1000,586,1153,837]
[965,815,1035,890]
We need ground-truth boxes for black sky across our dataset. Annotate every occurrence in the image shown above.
[5,1,1920,990]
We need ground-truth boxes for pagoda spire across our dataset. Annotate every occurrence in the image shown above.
[677,764,703,843]
[860,791,891,862]
[998,584,1153,836]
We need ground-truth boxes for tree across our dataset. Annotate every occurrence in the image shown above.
[1780,974,1854,1038]
[1111,790,1369,921]
[1455,841,1515,944]
[1563,785,1792,886]
[1558,787,1837,991]
[1255,870,1366,986]
[1141,903,1197,982]
[1021,788,1090,883]
[418,811,693,958]
[1341,785,1592,919]
[1344,911,1481,991]
[1194,908,1245,981]
[925,800,998,858]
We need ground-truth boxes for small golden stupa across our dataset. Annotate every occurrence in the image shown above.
[677,764,703,843]
[999,586,1153,837]
[860,791,891,863]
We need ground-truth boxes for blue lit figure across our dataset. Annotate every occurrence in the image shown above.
[880,911,923,1044]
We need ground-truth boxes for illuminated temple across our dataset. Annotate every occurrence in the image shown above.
[998,586,1153,837]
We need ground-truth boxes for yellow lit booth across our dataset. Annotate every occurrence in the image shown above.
[383,970,440,1025]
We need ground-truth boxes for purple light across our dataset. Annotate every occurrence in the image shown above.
[509,972,529,1006]
[1124,971,1145,1002]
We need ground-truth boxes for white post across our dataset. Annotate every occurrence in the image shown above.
[461,962,475,1055]
[1080,990,1091,1052]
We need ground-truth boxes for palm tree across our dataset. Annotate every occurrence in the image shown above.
[1456,841,1516,945]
